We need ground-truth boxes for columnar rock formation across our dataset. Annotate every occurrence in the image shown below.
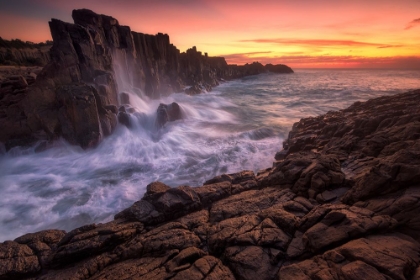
[0,47,51,66]
[0,9,293,150]
[1,89,419,279]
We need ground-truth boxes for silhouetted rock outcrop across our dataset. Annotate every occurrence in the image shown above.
[1,90,420,279]
[265,63,294,73]
[0,9,293,150]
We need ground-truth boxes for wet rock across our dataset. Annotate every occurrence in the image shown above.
[146,181,171,197]
[56,84,104,148]
[13,230,65,269]
[115,185,201,225]
[119,92,130,104]
[185,83,205,95]
[155,102,183,128]
[1,9,293,148]
[51,221,142,265]
[2,14,420,279]
[117,111,131,128]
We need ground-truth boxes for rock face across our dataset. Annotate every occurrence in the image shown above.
[1,90,420,279]
[0,38,51,66]
[155,102,183,128]
[0,68,42,148]
[0,9,293,150]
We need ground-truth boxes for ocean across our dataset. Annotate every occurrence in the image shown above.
[0,68,419,241]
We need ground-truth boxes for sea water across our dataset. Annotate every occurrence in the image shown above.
[0,68,419,241]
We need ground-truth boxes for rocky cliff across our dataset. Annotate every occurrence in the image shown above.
[0,47,51,67]
[0,9,293,150]
[1,89,419,280]
[0,38,51,66]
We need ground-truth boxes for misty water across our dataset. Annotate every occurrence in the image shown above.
[1,68,420,241]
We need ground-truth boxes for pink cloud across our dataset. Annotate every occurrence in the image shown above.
[223,53,420,69]
[405,18,420,30]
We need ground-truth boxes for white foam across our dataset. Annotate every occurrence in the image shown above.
[1,68,420,241]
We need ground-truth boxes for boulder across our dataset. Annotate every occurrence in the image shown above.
[0,241,41,279]
[155,102,183,128]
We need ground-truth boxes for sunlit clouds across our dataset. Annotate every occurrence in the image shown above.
[405,18,420,30]
[0,0,419,68]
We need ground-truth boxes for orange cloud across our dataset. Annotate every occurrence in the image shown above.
[239,38,401,48]
[223,53,420,69]
[1,0,420,68]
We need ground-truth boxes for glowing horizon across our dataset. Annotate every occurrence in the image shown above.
[0,0,419,69]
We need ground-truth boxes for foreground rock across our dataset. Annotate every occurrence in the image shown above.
[0,9,293,150]
[1,90,419,279]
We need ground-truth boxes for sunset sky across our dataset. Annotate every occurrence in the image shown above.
[0,0,419,68]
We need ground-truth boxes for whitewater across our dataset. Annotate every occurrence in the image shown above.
[0,68,419,241]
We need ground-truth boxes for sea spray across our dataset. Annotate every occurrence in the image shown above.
[1,69,420,241]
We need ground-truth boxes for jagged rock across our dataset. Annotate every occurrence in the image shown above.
[185,83,204,95]
[0,241,41,279]
[117,111,131,128]
[279,234,420,280]
[298,204,397,253]
[3,9,420,280]
[51,221,142,265]
[209,188,296,223]
[145,181,171,198]
[13,229,66,268]
[225,246,283,280]
[155,102,183,128]
[260,151,345,199]
[1,9,293,149]
[115,185,201,225]
[56,84,102,148]
[208,215,291,255]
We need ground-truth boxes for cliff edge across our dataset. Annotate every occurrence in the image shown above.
[0,9,293,150]
[1,89,419,279]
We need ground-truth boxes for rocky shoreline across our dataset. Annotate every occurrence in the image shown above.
[1,89,419,279]
[0,9,293,151]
